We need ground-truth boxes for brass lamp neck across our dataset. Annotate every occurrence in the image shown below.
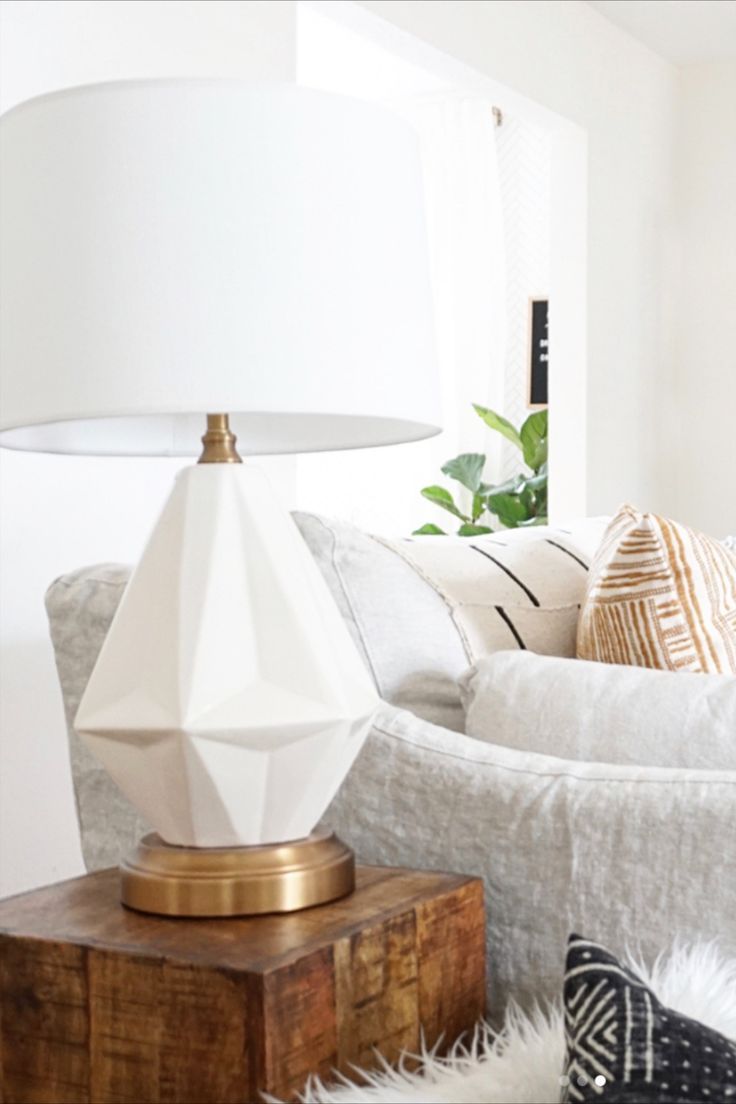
[198,414,242,464]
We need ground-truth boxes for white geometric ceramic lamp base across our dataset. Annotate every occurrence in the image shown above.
[75,464,378,849]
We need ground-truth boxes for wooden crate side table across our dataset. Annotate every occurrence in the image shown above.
[0,865,485,1103]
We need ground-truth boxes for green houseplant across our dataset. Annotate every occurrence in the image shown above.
[415,405,548,535]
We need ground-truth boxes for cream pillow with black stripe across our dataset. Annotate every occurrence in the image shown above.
[381,519,604,661]
[577,504,736,673]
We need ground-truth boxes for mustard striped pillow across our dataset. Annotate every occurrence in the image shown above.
[577,504,736,673]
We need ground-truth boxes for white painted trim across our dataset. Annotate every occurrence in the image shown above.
[549,123,588,522]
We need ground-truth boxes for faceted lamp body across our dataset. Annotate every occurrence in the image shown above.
[75,464,379,849]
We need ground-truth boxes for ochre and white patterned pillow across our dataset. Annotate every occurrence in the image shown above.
[577,504,736,673]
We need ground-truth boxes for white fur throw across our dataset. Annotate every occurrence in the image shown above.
[293,942,736,1104]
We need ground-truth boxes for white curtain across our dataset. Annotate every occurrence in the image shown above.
[296,92,507,535]
[402,93,507,494]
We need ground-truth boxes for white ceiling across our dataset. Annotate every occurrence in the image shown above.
[586,0,736,62]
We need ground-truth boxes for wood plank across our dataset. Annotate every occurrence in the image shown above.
[0,936,90,1103]
[334,909,419,1074]
[156,960,252,1104]
[261,947,337,1100]
[416,880,486,1047]
[87,951,255,1104]
[88,948,162,1104]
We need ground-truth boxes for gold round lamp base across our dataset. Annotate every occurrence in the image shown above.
[121,830,355,917]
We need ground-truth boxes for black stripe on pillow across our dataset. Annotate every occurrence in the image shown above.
[495,606,527,648]
[471,546,541,607]
[545,539,590,571]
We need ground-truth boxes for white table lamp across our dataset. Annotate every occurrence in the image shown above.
[0,81,439,915]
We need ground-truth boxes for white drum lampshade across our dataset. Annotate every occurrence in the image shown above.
[0,81,440,915]
[0,80,439,454]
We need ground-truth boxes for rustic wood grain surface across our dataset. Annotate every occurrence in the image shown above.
[0,865,486,1103]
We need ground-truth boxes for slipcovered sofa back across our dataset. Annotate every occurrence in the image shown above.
[45,511,605,870]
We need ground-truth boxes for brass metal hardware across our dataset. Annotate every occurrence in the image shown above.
[120,830,356,916]
[198,413,243,464]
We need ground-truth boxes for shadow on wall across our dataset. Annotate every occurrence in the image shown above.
[0,636,85,897]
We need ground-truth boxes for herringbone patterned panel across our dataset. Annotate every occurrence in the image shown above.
[496,117,551,481]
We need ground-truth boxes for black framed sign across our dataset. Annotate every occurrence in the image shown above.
[528,297,548,408]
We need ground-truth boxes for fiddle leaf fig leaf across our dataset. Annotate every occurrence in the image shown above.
[486,492,531,528]
[457,523,493,536]
[473,405,523,451]
[522,471,548,492]
[412,523,447,535]
[482,473,526,498]
[520,410,548,471]
[441,453,486,493]
[420,485,468,521]
[472,492,486,521]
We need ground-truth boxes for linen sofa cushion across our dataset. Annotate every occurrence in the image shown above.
[577,504,736,674]
[45,564,149,872]
[323,702,736,1021]
[292,513,467,731]
[461,650,736,769]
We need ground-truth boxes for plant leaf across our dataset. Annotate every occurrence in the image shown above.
[440,452,486,493]
[520,410,548,471]
[480,473,526,498]
[518,515,548,527]
[457,523,493,536]
[472,492,486,521]
[485,492,531,528]
[472,404,523,451]
[412,523,447,535]
[521,471,547,492]
[519,483,535,511]
[420,485,468,521]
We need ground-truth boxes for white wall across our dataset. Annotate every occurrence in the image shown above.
[0,0,298,898]
[356,0,680,519]
[666,62,736,535]
[301,0,590,528]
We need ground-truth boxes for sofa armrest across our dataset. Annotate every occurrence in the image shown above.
[323,703,736,1021]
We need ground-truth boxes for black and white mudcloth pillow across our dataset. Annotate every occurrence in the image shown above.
[561,935,736,1103]
[381,525,604,661]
